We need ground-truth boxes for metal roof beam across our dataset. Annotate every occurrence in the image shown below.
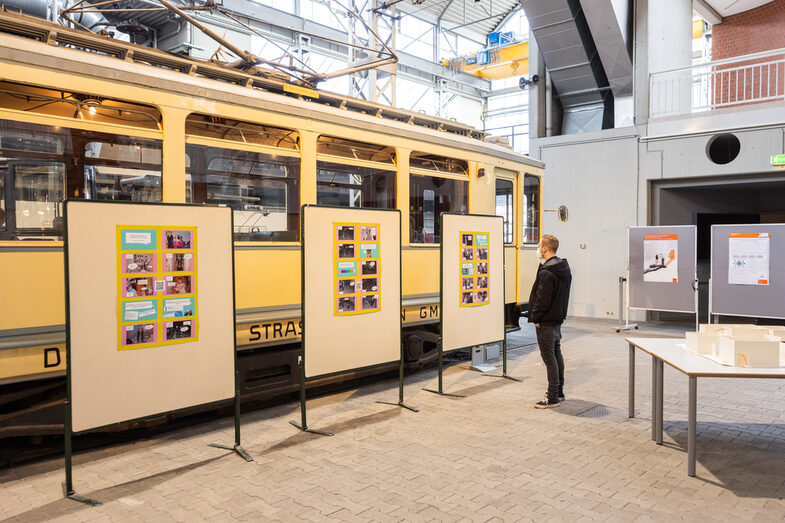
[693,0,723,25]
[490,4,521,33]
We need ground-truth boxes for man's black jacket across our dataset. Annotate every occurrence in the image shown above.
[528,257,572,326]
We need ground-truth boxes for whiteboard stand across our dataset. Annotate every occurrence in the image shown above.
[614,274,638,333]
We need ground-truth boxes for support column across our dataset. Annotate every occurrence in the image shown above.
[161,108,189,203]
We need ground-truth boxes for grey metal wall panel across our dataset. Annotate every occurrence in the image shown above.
[628,226,696,313]
[711,224,785,319]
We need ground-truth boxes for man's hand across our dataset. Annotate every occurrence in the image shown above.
[535,323,540,328]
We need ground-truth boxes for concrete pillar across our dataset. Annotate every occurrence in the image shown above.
[527,34,547,150]
[647,0,693,115]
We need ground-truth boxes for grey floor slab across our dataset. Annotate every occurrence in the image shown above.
[3,318,785,522]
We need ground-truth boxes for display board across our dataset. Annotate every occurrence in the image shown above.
[302,206,401,378]
[442,214,505,351]
[710,224,785,319]
[628,226,697,314]
[65,201,235,433]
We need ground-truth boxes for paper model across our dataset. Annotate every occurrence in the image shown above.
[716,336,781,368]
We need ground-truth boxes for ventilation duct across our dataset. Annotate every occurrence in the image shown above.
[520,0,614,133]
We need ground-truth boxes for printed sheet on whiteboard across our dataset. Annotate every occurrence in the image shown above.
[643,234,678,283]
[728,232,770,286]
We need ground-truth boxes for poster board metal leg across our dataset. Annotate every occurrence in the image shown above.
[482,333,522,381]
[289,355,333,436]
[62,400,101,506]
[423,340,465,397]
[207,372,253,461]
[628,343,635,418]
[614,276,638,332]
[376,346,419,412]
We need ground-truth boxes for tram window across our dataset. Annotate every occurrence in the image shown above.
[13,163,64,233]
[410,152,468,175]
[0,174,5,231]
[317,136,395,164]
[186,144,301,242]
[186,114,298,150]
[495,178,514,244]
[523,175,540,244]
[410,174,468,243]
[84,142,162,202]
[316,161,396,209]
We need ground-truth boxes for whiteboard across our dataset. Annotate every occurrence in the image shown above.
[441,214,505,351]
[628,226,697,314]
[65,201,235,433]
[302,206,401,378]
[711,224,785,319]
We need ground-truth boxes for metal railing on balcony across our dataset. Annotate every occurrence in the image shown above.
[650,48,785,119]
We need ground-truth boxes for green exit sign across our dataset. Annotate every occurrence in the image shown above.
[773,154,785,166]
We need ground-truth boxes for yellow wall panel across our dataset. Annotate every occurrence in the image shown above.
[402,248,439,296]
[234,249,301,309]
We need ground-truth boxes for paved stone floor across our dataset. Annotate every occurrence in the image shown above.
[3,318,785,522]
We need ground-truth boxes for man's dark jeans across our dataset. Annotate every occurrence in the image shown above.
[536,324,564,401]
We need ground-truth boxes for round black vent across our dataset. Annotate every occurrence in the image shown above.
[706,133,741,165]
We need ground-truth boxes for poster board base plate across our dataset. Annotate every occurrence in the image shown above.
[614,324,639,333]
[376,400,419,412]
[62,483,102,506]
[422,388,466,398]
[470,363,497,373]
[289,420,333,437]
[207,443,254,462]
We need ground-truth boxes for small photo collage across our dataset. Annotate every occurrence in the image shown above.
[118,226,198,350]
[334,223,381,315]
[459,231,490,307]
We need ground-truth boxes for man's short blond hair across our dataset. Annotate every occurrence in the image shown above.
[541,234,559,253]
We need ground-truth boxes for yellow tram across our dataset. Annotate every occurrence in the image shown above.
[0,11,544,436]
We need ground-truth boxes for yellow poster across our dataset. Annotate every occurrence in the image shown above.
[117,225,199,350]
[334,222,381,315]
[459,231,490,307]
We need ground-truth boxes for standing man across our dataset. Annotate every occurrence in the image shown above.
[528,234,572,408]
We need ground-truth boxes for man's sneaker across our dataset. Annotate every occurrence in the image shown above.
[534,398,560,409]
[558,393,566,401]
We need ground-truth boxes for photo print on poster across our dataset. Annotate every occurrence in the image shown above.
[459,231,491,307]
[643,234,678,283]
[333,222,381,315]
[117,225,198,350]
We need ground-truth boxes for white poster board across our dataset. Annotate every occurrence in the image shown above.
[302,206,401,378]
[65,201,235,433]
[441,214,505,352]
[728,232,770,286]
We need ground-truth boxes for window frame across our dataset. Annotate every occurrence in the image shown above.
[523,173,541,245]
[495,176,515,245]
[408,169,469,245]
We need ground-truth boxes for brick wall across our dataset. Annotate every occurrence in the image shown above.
[711,0,785,108]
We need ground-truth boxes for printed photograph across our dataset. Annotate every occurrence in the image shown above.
[162,297,195,318]
[163,230,193,250]
[477,248,488,261]
[360,260,378,276]
[164,252,193,272]
[461,262,474,276]
[337,225,355,241]
[123,253,156,274]
[124,323,156,346]
[462,277,474,290]
[165,320,193,341]
[124,277,155,297]
[461,234,473,247]
[362,277,378,293]
[360,226,378,241]
[476,290,489,303]
[337,296,356,313]
[477,262,489,275]
[476,276,489,289]
[337,243,356,259]
[461,292,474,305]
[359,243,379,259]
[337,279,357,295]
[165,275,193,295]
[361,294,379,310]
[462,248,474,261]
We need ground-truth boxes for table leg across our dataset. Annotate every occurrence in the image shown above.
[651,356,657,441]
[656,359,664,445]
[628,343,635,418]
[688,377,697,477]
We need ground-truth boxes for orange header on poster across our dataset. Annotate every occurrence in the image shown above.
[729,232,770,239]
[643,234,678,241]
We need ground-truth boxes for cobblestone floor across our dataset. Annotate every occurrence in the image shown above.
[3,318,785,522]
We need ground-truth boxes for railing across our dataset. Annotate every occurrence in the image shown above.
[650,48,785,119]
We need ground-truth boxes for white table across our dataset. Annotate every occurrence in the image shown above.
[625,337,785,476]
